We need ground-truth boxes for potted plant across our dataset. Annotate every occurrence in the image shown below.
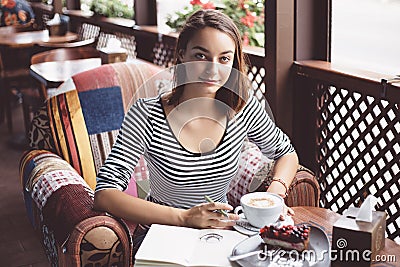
[89,0,134,19]
[165,0,264,47]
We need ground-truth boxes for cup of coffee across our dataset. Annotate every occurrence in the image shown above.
[234,192,284,228]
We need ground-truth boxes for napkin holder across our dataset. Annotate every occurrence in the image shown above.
[332,206,386,266]
[47,14,69,36]
[99,48,128,64]
[99,38,127,64]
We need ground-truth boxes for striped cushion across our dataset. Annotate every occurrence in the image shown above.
[47,60,170,190]
[48,90,97,189]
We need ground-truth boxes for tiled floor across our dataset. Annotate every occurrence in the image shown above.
[0,103,50,266]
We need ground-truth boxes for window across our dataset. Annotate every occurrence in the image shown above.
[81,0,134,19]
[331,0,400,76]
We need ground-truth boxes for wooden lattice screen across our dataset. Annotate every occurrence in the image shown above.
[152,38,176,68]
[316,83,400,243]
[96,32,137,60]
[247,64,267,109]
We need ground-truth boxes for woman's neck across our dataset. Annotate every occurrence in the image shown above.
[179,84,217,103]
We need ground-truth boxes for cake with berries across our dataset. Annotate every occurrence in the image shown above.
[259,224,311,252]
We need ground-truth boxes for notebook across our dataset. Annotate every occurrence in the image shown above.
[135,224,247,267]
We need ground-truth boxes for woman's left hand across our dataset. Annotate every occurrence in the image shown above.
[279,204,295,221]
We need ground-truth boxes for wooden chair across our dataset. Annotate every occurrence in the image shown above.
[0,43,37,132]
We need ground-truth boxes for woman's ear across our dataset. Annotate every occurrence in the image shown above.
[177,49,185,61]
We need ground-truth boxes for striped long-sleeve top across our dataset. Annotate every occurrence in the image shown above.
[95,94,295,209]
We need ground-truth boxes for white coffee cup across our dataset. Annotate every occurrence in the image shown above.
[234,192,284,228]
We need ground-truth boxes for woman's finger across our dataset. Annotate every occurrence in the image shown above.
[287,206,295,216]
[204,202,234,212]
[279,205,295,220]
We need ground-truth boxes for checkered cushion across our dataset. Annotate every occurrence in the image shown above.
[227,141,320,208]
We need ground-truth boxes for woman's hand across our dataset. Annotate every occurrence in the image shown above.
[181,202,239,229]
[279,204,295,221]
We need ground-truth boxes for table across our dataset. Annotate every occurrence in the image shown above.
[0,27,78,145]
[30,58,102,89]
[293,206,400,266]
[0,28,78,47]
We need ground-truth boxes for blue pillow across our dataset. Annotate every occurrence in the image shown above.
[0,0,35,26]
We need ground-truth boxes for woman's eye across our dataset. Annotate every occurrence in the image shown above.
[195,53,206,60]
[220,56,231,63]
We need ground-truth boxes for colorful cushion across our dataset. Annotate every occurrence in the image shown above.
[42,183,101,245]
[0,0,35,26]
[227,140,266,207]
[46,60,171,191]
[227,141,320,208]
[48,89,97,189]
[28,104,56,151]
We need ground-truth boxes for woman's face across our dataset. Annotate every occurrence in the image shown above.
[179,27,236,95]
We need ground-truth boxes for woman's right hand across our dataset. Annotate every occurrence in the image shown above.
[180,202,239,229]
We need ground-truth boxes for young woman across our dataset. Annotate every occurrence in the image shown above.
[94,9,299,253]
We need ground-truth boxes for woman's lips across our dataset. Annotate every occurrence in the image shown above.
[199,77,221,85]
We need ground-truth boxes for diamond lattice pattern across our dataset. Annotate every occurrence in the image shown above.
[316,85,400,243]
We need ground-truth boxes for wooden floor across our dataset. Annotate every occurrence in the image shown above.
[0,102,50,266]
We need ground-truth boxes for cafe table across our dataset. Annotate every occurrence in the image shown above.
[292,206,400,266]
[0,27,78,142]
[0,28,78,47]
[30,58,102,91]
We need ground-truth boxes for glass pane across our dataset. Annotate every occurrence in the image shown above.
[156,0,191,33]
[158,0,264,47]
[81,0,134,18]
[331,0,400,76]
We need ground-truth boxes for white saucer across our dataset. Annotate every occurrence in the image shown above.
[233,214,294,236]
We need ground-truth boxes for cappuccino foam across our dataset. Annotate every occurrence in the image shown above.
[247,197,275,208]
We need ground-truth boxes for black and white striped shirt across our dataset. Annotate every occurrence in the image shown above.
[95,94,295,209]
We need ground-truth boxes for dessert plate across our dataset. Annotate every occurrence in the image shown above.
[231,225,330,267]
[233,214,294,236]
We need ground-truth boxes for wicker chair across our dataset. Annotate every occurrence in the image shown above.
[20,59,319,266]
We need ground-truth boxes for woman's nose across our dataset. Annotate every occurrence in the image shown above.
[205,62,218,76]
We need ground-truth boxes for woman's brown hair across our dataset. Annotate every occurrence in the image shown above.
[166,9,250,114]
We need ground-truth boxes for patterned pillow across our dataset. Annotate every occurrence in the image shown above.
[227,141,273,207]
[28,104,56,152]
[0,0,35,26]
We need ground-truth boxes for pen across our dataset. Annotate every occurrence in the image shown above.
[204,195,229,218]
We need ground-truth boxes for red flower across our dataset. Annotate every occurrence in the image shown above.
[190,0,202,6]
[201,2,215,9]
[242,33,249,46]
[3,0,16,8]
[240,11,256,28]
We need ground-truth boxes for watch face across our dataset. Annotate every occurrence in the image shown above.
[248,175,265,192]
[248,163,274,192]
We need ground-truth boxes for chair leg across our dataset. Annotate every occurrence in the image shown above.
[0,89,4,125]
[21,87,44,138]
[22,101,31,137]
[4,83,14,133]
[5,98,12,132]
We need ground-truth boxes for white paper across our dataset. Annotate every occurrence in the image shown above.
[47,13,61,26]
[102,38,127,53]
[356,195,378,222]
[135,224,247,267]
